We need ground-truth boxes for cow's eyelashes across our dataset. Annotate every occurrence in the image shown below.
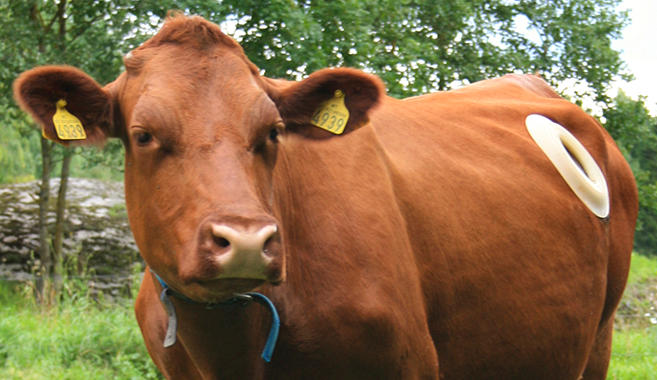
[131,127,155,147]
[267,122,284,144]
[137,132,153,145]
[269,128,279,143]
[252,122,283,152]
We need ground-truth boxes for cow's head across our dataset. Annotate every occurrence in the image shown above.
[14,15,384,303]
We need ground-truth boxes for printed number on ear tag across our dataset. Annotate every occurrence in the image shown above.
[311,90,350,134]
[52,99,87,140]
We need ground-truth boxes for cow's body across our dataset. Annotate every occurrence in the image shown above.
[14,15,637,380]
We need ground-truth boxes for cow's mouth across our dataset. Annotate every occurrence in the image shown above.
[194,278,267,303]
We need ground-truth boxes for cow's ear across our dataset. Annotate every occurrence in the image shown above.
[13,66,117,146]
[274,68,385,139]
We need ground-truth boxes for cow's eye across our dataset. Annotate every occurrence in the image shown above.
[269,128,279,143]
[136,132,153,146]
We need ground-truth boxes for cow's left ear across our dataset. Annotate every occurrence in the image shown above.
[273,68,385,139]
[14,65,117,146]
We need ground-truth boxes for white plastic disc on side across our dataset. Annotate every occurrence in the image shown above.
[526,114,609,218]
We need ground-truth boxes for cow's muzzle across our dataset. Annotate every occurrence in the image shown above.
[179,219,284,289]
[210,223,279,280]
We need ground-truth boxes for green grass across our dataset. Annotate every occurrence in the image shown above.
[626,253,657,285]
[609,327,657,380]
[609,253,657,379]
[0,281,162,380]
[616,253,657,330]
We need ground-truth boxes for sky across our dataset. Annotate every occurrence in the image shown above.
[610,0,657,115]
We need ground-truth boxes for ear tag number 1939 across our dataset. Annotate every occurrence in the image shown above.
[311,90,350,134]
[52,99,87,140]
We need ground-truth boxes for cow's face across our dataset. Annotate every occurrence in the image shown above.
[114,33,291,302]
[14,16,383,303]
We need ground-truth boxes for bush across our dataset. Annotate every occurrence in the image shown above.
[603,92,657,257]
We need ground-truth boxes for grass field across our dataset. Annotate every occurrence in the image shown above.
[0,281,163,380]
[609,327,657,379]
[608,253,657,379]
[0,254,655,379]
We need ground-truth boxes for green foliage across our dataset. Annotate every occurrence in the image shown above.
[0,279,163,380]
[0,0,227,185]
[604,92,657,256]
[220,0,629,100]
[0,103,39,183]
[70,140,125,182]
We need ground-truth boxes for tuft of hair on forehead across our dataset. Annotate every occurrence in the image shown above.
[144,12,240,51]
[125,12,261,76]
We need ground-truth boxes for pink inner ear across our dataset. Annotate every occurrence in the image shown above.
[14,65,114,147]
[276,68,385,137]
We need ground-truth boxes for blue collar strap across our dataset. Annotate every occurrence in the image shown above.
[151,270,280,362]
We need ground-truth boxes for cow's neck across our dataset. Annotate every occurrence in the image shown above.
[274,125,395,291]
[265,126,425,366]
[166,292,271,378]
[152,271,279,361]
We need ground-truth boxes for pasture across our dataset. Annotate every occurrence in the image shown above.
[0,253,655,379]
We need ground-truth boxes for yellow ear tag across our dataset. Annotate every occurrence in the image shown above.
[310,90,350,134]
[52,99,87,140]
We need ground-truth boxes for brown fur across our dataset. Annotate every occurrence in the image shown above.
[13,15,638,380]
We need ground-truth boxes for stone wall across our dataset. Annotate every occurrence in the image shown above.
[0,178,141,288]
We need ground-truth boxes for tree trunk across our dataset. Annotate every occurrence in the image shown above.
[52,149,72,295]
[35,136,52,303]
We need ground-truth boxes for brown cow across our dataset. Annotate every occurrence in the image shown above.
[14,15,637,380]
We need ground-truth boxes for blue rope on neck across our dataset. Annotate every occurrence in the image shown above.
[150,270,280,362]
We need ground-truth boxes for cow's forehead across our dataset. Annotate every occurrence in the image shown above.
[118,59,280,150]
[119,44,273,142]
[117,16,269,130]
[126,43,259,95]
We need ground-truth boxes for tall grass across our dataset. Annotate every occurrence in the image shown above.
[0,280,162,380]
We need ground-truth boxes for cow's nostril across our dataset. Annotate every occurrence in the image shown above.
[263,236,274,254]
[214,236,231,248]
[210,223,277,255]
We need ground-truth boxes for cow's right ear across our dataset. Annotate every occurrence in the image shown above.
[13,66,117,146]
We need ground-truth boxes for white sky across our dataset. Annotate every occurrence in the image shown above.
[610,0,657,115]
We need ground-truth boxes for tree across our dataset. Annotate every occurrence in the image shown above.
[217,0,629,101]
[603,91,657,256]
[0,0,227,301]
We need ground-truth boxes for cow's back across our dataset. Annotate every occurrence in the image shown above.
[370,74,638,379]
